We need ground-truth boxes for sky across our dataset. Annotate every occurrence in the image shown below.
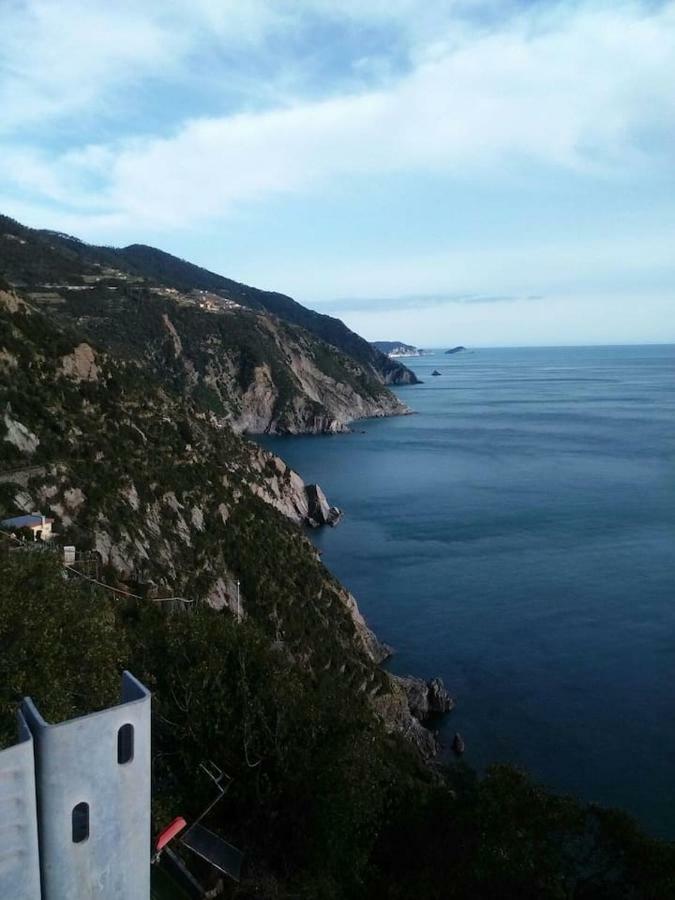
[2,0,675,346]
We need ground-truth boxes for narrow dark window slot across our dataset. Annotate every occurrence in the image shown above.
[72,802,89,843]
[118,723,134,764]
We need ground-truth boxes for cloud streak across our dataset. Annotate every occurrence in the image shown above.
[319,293,545,314]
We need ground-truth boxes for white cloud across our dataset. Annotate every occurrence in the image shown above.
[0,1,180,130]
[0,0,418,134]
[3,1,673,232]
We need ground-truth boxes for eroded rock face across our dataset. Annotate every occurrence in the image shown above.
[305,483,342,527]
[236,364,279,434]
[428,677,454,714]
[373,679,439,760]
[393,675,455,722]
[206,573,243,617]
[216,318,411,436]
[339,585,392,666]
[3,410,40,454]
[0,289,24,313]
[247,449,310,524]
[161,313,183,358]
[246,448,345,530]
[376,675,455,759]
[59,343,99,382]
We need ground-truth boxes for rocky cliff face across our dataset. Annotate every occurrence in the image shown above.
[217,317,409,435]
[0,290,446,757]
[373,676,455,759]
[111,239,420,387]
[393,675,455,720]
[0,216,448,758]
[0,214,416,435]
[243,445,340,527]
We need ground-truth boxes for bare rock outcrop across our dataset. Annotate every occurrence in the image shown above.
[161,313,183,358]
[375,675,455,758]
[235,364,279,434]
[393,675,455,721]
[305,483,342,527]
[59,342,99,382]
[247,448,344,530]
[338,585,392,665]
[3,410,40,455]
[373,679,439,760]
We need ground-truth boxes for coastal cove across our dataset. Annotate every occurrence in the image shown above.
[260,344,675,839]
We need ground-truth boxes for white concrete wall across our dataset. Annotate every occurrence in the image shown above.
[22,672,151,900]
[0,711,43,900]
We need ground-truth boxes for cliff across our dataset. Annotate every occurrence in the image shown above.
[0,287,435,758]
[115,242,420,387]
[0,215,418,438]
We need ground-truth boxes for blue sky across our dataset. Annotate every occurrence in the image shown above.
[2,0,674,346]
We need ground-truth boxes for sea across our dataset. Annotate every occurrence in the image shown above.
[259,345,675,838]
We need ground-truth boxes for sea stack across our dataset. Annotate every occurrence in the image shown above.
[305,483,342,527]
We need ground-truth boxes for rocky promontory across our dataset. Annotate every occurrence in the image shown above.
[246,447,344,529]
[374,675,454,759]
[371,340,425,358]
[393,674,455,721]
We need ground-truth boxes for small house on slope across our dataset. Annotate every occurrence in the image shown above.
[0,512,54,541]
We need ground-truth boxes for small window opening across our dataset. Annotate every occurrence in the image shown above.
[72,802,89,843]
[117,723,134,765]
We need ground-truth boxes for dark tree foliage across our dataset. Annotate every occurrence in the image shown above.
[0,551,125,743]
[2,553,675,899]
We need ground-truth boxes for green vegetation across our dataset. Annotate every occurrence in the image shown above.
[0,301,381,684]
[2,551,675,899]
[116,242,417,386]
[1,214,674,898]
[0,213,414,438]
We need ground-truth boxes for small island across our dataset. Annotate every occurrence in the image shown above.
[431,370,442,376]
[445,346,466,355]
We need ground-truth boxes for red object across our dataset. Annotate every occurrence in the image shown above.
[156,816,187,851]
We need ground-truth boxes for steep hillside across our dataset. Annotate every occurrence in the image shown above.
[0,291,366,647]
[0,286,433,738]
[2,286,674,897]
[117,243,419,386]
[0,215,418,438]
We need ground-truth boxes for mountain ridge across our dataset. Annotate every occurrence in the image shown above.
[0,215,417,434]
[118,242,420,386]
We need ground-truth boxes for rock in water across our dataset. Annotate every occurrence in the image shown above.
[305,483,342,527]
[452,732,465,755]
[431,370,442,376]
[427,677,454,713]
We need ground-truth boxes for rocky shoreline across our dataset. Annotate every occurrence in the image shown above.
[249,444,456,758]
[373,673,455,759]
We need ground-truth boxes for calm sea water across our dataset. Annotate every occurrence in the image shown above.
[260,345,675,837]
